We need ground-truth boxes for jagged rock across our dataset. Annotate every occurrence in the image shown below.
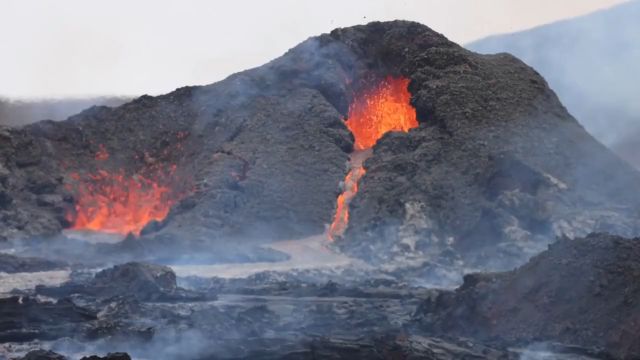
[0,296,96,343]
[413,233,640,359]
[92,262,177,295]
[228,335,517,360]
[79,352,131,360]
[0,128,68,241]
[36,262,209,302]
[1,261,607,360]
[18,350,67,360]
[13,350,131,360]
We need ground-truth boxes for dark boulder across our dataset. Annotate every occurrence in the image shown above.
[37,262,209,302]
[18,350,67,360]
[92,262,177,296]
[413,233,640,358]
[0,296,96,343]
[80,353,131,360]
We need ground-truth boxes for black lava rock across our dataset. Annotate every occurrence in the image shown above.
[80,353,131,360]
[19,350,67,360]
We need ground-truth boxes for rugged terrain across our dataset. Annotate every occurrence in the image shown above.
[2,20,639,271]
[1,20,639,359]
[333,22,640,271]
[413,233,640,359]
[2,235,634,359]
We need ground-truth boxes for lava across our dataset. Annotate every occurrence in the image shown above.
[328,76,418,240]
[346,77,418,150]
[66,168,183,236]
[66,143,187,236]
[328,150,369,239]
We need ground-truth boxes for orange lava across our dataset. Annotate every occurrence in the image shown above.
[67,168,182,236]
[328,151,368,240]
[346,76,418,151]
[328,76,418,240]
[66,141,188,237]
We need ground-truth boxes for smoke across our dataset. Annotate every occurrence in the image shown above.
[75,329,212,360]
[0,97,130,127]
[466,0,640,165]
[516,342,610,360]
[2,18,638,359]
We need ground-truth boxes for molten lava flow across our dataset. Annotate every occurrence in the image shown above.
[67,168,183,236]
[328,150,369,239]
[328,76,418,240]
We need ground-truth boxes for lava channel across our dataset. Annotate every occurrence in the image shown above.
[328,76,418,241]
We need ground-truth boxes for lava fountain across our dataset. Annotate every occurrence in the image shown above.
[328,76,418,240]
[66,148,187,236]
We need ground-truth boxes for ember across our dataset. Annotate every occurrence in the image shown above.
[329,76,418,240]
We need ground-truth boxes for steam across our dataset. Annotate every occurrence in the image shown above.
[75,329,213,360]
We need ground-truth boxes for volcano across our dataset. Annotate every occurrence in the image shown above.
[1,20,640,358]
[2,21,639,268]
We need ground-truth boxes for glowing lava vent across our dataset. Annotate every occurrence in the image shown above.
[328,76,418,240]
[66,162,185,236]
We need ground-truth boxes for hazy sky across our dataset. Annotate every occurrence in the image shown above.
[0,0,628,98]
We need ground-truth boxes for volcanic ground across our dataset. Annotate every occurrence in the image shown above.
[1,21,640,360]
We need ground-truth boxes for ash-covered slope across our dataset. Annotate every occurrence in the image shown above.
[1,21,639,268]
[333,23,640,270]
[467,0,640,165]
[414,233,640,358]
[0,44,355,245]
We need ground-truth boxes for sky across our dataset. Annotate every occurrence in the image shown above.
[0,0,629,99]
